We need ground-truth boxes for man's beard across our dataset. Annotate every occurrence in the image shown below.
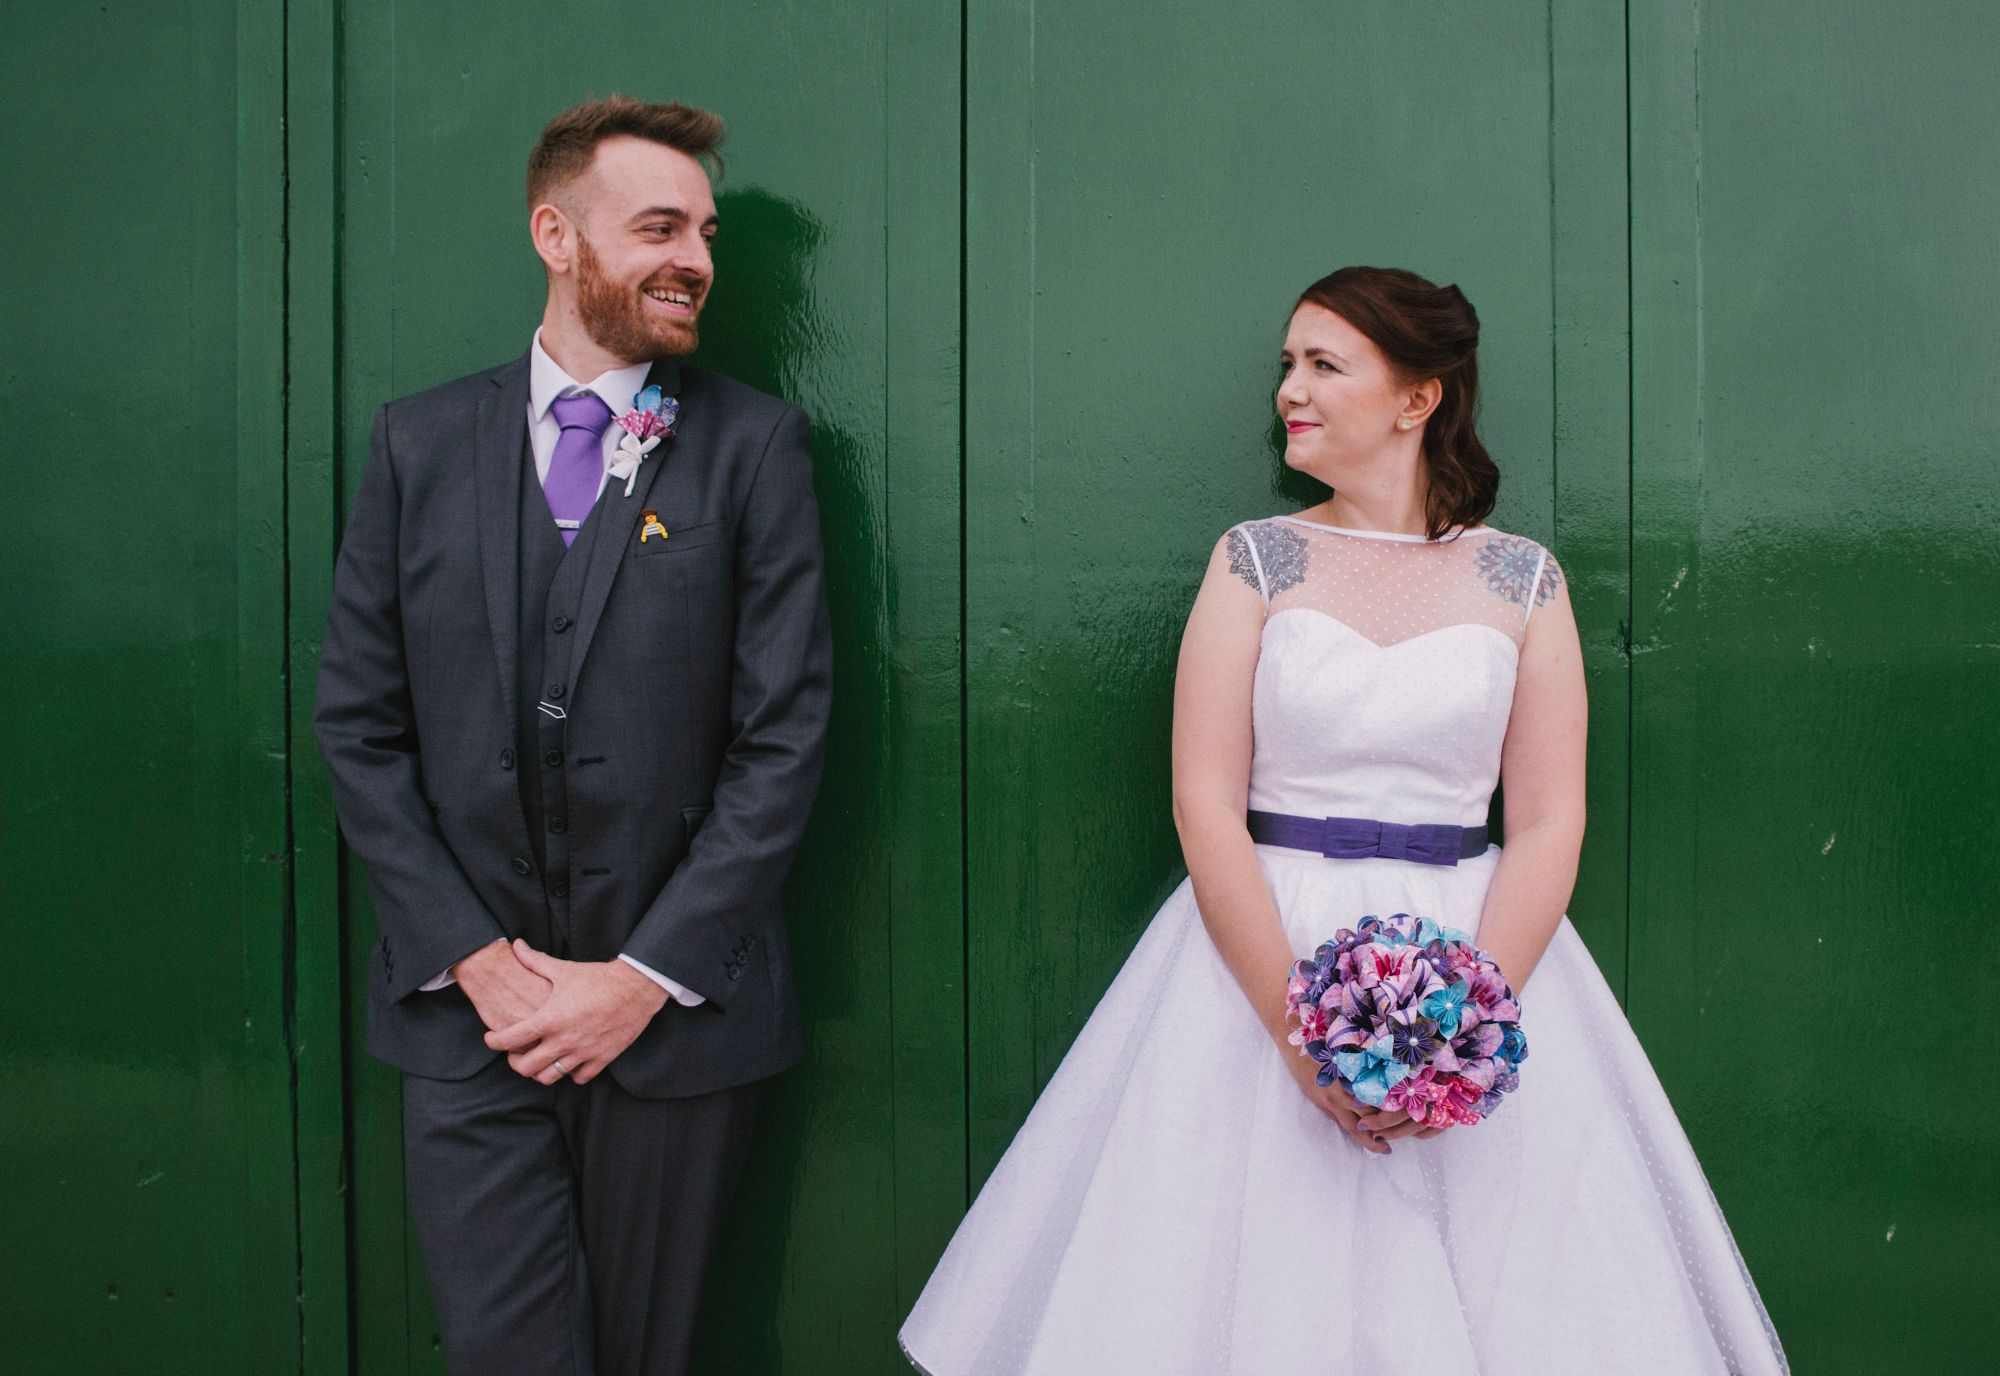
[575,232,700,363]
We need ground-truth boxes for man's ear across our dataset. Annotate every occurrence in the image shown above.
[530,202,576,277]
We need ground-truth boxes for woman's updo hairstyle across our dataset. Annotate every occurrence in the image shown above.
[1295,266,1498,540]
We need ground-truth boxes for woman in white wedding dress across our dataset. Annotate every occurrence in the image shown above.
[899,267,1788,1375]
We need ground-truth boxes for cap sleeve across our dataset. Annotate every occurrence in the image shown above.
[1224,522,1272,604]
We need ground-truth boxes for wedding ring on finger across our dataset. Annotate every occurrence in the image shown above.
[552,1059,570,1077]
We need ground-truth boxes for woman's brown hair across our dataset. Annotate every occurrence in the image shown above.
[1294,266,1498,540]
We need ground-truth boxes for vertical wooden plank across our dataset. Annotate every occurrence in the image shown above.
[332,5,432,1364]
[1549,0,1633,994]
[1629,2,2000,1365]
[236,3,306,1371]
[882,0,971,1314]
[285,0,354,1371]
[1626,0,1703,1054]
[962,0,1044,1190]
[0,3,298,1370]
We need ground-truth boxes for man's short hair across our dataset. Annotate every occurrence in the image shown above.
[527,95,724,209]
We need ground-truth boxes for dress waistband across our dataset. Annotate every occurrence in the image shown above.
[1246,810,1489,867]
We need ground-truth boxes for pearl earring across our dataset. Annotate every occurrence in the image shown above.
[1397,419,1413,431]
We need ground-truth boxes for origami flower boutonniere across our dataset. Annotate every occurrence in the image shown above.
[608,384,680,496]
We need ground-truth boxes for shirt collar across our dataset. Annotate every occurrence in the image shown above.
[528,328,655,424]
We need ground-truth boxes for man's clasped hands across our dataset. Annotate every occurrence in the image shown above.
[455,938,668,1086]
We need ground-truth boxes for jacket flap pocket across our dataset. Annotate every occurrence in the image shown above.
[636,518,724,556]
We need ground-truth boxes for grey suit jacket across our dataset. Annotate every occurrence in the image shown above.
[313,352,831,1097]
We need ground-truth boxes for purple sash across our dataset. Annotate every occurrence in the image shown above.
[1246,810,1489,867]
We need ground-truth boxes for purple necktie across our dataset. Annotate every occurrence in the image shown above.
[544,391,615,547]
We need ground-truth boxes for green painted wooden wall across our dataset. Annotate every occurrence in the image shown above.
[5,2,1994,1372]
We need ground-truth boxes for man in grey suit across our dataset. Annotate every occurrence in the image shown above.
[314,95,830,1375]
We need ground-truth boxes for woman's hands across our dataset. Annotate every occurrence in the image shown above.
[1280,1042,1445,1150]
[1281,1043,1392,1155]
[1356,1104,1444,1144]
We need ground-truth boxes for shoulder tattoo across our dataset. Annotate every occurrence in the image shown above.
[1225,521,1308,596]
[1225,528,1260,591]
[1474,535,1562,607]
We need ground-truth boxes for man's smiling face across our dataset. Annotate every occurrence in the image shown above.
[566,135,717,363]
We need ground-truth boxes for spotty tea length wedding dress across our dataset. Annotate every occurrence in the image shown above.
[900,516,1788,1376]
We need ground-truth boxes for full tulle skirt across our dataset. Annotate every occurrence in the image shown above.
[900,847,1788,1376]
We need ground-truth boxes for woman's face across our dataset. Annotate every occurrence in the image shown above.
[1276,303,1425,478]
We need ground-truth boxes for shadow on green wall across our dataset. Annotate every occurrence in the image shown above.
[695,186,827,401]
[688,185,893,1368]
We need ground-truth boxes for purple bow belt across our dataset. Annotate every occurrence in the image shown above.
[1246,810,1489,867]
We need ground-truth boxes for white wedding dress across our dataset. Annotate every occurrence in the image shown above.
[901,516,1788,1375]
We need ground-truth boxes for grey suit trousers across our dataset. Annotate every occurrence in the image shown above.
[402,1060,760,1376]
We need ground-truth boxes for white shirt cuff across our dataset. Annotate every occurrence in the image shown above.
[619,954,706,1006]
[420,955,702,1006]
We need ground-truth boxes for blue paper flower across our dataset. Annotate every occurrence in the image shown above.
[1333,1035,1409,1107]
[1420,979,1472,1038]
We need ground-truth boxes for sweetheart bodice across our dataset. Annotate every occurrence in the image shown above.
[1250,608,1520,825]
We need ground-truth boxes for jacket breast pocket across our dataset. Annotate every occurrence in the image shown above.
[635,518,725,558]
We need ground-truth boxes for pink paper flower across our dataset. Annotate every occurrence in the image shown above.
[616,406,675,441]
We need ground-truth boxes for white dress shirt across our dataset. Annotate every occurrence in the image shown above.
[418,331,704,1008]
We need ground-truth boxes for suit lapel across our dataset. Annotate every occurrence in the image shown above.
[473,354,531,726]
[567,358,683,695]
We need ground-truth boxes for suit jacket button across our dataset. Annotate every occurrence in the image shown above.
[547,816,566,834]
[543,748,563,767]
[551,880,569,899]
[500,748,515,770]
[511,856,533,876]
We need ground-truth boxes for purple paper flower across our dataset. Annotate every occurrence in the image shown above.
[1475,1064,1520,1118]
[1389,1013,1443,1068]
